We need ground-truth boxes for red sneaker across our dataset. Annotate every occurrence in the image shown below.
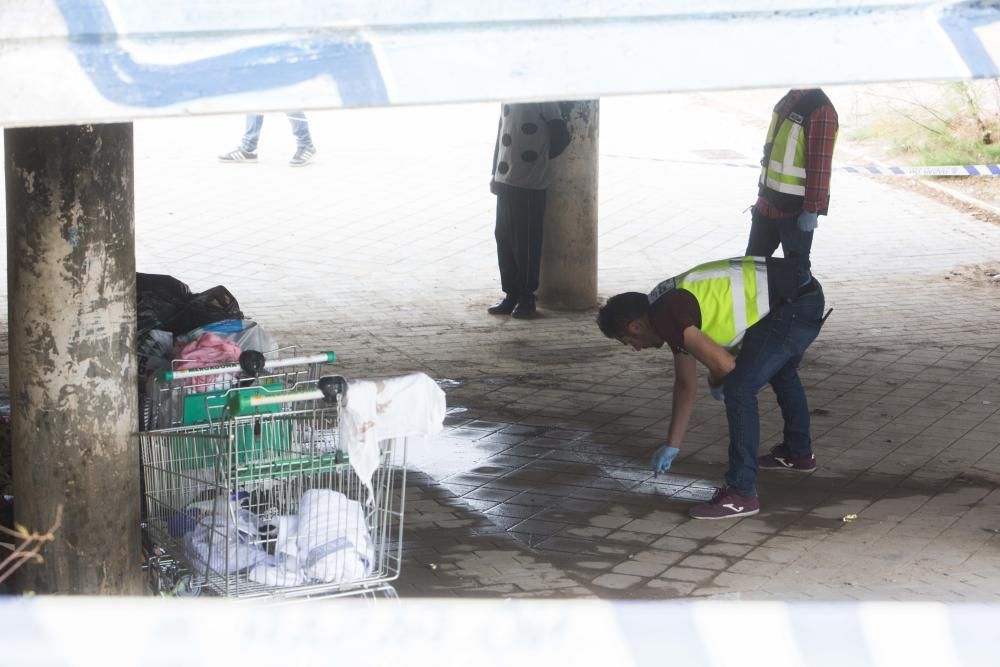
[758,444,817,472]
[689,486,760,520]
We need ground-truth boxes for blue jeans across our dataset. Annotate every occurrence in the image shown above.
[722,286,825,496]
[746,208,813,286]
[240,112,313,152]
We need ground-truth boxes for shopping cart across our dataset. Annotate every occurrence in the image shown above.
[140,348,337,594]
[140,375,407,600]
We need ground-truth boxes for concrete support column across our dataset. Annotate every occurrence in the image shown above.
[5,123,141,594]
[539,100,599,310]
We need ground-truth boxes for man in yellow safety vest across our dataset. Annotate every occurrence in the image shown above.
[597,257,828,519]
[748,89,838,286]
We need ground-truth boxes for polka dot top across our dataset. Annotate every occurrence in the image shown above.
[493,102,561,190]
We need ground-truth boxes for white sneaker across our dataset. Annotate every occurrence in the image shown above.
[289,145,316,167]
[218,148,257,163]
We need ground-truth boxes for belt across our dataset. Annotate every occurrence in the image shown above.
[796,277,822,297]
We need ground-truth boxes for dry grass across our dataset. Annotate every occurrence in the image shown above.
[849,81,1000,166]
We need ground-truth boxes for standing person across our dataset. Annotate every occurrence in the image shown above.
[219,111,317,167]
[748,89,838,285]
[487,102,570,319]
[596,257,827,519]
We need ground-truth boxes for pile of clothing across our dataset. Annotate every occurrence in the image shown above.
[135,273,278,425]
[179,489,375,588]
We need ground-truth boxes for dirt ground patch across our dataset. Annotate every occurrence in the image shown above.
[943,262,1000,287]
[872,175,1000,227]
[947,176,1000,209]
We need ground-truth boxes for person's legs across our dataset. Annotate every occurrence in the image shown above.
[747,209,814,285]
[691,289,825,518]
[720,307,802,497]
[285,112,316,166]
[492,185,545,315]
[508,188,545,317]
[493,186,521,302]
[746,208,782,256]
[775,217,814,285]
[770,353,811,456]
[760,288,825,467]
[522,189,547,296]
[285,112,314,148]
[241,114,265,153]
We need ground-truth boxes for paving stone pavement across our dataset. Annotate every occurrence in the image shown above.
[1,86,999,600]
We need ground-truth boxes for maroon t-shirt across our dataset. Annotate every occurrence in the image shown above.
[649,289,701,354]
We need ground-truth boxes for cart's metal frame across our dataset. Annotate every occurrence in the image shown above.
[140,359,406,600]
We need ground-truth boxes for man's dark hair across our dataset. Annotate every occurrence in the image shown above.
[596,292,650,338]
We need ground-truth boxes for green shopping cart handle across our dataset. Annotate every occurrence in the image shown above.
[155,351,336,382]
[226,376,346,417]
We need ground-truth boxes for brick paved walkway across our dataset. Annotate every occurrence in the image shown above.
[2,86,999,600]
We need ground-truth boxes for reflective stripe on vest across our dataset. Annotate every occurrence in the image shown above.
[760,112,807,197]
[649,257,771,349]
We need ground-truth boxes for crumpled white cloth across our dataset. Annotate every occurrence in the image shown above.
[248,494,378,588]
[296,489,374,584]
[248,556,305,587]
[248,514,305,586]
[183,503,268,575]
[247,544,306,586]
[338,372,445,498]
[264,515,299,559]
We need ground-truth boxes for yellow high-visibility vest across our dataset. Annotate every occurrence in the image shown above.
[757,90,836,214]
[760,110,808,197]
[649,257,770,349]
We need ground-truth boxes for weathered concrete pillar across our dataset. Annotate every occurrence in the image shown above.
[5,123,141,594]
[539,100,599,310]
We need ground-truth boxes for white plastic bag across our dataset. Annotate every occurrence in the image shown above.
[177,319,278,354]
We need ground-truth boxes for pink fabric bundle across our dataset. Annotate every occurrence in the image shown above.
[175,333,242,388]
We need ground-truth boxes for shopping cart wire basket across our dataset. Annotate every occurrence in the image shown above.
[140,373,406,600]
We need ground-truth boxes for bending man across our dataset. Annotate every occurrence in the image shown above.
[597,257,827,519]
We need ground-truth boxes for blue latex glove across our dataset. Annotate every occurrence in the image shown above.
[797,211,819,232]
[710,384,726,401]
[651,445,681,475]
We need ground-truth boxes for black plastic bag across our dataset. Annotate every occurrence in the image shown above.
[136,273,243,337]
[167,285,244,336]
[136,273,192,338]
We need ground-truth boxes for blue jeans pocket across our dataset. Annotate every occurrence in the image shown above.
[784,298,825,356]
[785,315,817,356]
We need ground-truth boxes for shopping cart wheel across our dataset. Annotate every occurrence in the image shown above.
[144,557,170,595]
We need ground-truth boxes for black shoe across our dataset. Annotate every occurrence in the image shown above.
[511,295,537,319]
[487,295,518,315]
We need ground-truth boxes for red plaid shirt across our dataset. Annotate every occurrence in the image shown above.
[755,89,838,219]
